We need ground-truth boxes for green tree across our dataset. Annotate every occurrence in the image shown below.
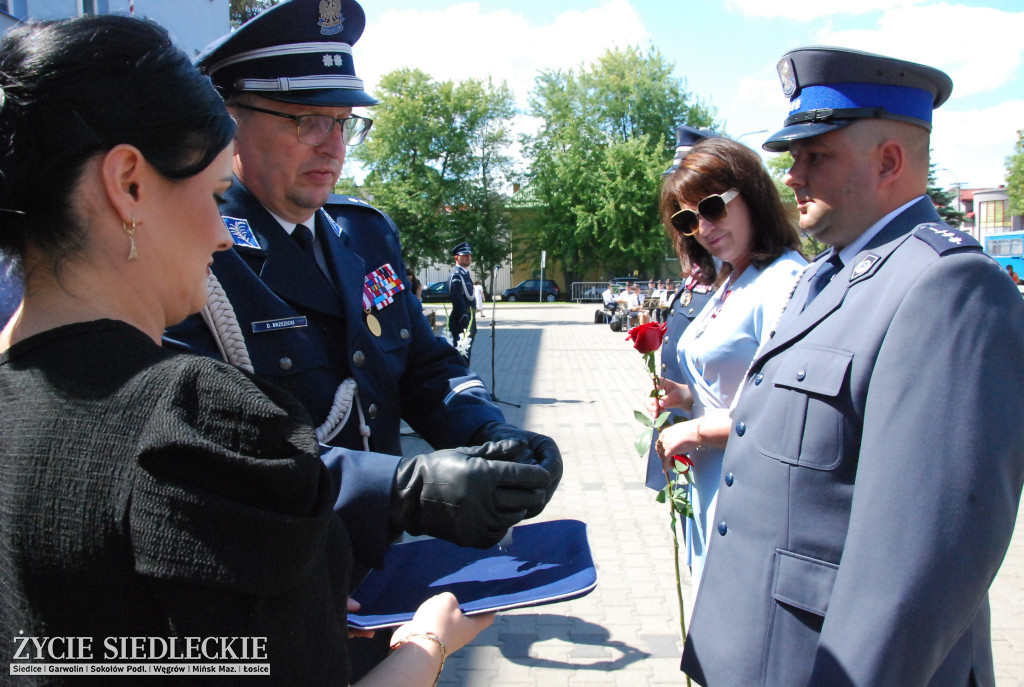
[229,0,279,25]
[522,45,717,285]
[927,158,965,228]
[1006,129,1024,216]
[350,69,518,279]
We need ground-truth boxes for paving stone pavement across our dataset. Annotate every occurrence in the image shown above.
[403,303,1024,687]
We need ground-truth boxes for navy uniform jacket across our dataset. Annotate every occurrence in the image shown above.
[165,182,504,570]
[660,279,714,386]
[447,264,475,345]
[0,254,21,329]
[646,279,714,490]
[682,198,1024,686]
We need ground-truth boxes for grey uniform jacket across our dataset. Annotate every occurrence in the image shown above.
[682,198,1024,686]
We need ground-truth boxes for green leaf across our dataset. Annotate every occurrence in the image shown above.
[634,427,653,456]
[653,411,671,429]
[655,489,667,504]
[633,409,652,427]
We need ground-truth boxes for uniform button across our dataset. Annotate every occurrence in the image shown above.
[400,328,410,340]
[796,369,807,381]
[352,351,365,367]
[754,372,764,385]
[368,403,378,419]
[278,357,293,370]
[735,421,746,437]
[724,472,734,487]
[717,521,728,536]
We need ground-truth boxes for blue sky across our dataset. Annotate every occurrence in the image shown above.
[353,0,1024,190]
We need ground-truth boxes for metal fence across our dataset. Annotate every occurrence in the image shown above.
[571,282,607,302]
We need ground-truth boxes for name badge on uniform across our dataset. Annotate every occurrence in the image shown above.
[223,216,261,249]
[251,316,308,333]
[362,263,406,336]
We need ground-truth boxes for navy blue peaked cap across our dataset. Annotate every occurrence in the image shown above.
[764,46,952,152]
[662,125,720,177]
[196,0,378,108]
[452,242,472,256]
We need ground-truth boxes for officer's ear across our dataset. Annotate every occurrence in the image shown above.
[875,138,906,191]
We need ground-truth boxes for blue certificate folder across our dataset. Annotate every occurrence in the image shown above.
[348,519,597,629]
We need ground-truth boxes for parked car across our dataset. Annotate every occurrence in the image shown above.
[501,279,561,302]
[420,281,449,303]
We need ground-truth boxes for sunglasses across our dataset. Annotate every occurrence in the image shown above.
[670,189,740,237]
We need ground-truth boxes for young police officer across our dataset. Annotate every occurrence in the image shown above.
[682,47,1024,686]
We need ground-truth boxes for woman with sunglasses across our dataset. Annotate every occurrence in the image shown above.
[651,137,805,586]
[0,16,489,684]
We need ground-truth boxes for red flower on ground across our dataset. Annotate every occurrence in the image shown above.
[625,321,667,354]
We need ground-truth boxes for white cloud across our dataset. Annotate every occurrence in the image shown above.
[931,100,1024,188]
[355,0,650,108]
[723,0,924,21]
[816,4,1024,98]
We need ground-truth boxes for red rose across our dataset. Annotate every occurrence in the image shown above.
[626,321,667,354]
[672,454,693,473]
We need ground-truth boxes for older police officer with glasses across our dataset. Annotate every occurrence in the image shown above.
[165,0,562,588]
[681,47,1024,687]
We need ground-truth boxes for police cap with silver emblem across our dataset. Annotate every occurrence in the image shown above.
[763,46,952,152]
[196,0,378,108]
[452,242,472,257]
[662,125,720,177]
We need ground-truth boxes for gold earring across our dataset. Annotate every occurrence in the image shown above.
[123,217,138,261]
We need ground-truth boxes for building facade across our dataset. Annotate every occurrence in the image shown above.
[0,0,229,56]
[954,186,1024,274]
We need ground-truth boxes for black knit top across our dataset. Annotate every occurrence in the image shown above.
[0,320,351,684]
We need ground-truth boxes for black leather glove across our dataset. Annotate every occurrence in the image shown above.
[470,421,562,517]
[390,440,551,549]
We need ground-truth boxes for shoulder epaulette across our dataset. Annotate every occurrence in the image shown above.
[912,222,981,255]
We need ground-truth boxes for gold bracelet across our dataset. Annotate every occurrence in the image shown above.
[389,632,447,687]
[695,418,704,452]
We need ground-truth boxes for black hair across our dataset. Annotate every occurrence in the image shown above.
[0,15,235,263]
[659,138,802,284]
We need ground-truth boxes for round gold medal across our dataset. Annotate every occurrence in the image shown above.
[366,312,382,337]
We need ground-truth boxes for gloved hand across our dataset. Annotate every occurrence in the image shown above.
[390,440,551,549]
[470,421,562,517]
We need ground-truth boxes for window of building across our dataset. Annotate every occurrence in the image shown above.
[978,199,1008,232]
[79,0,97,15]
[0,1,9,14]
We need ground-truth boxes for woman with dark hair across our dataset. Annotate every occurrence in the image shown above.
[0,16,487,684]
[650,137,806,586]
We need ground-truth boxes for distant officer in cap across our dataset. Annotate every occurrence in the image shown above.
[447,241,476,362]
[662,124,720,178]
[682,47,1024,686]
[164,0,562,582]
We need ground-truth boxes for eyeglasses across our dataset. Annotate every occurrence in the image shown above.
[670,189,740,237]
[235,103,373,146]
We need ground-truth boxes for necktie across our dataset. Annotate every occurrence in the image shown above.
[802,253,843,311]
[292,224,316,263]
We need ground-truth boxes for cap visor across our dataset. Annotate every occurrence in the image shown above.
[762,120,853,152]
[261,89,379,108]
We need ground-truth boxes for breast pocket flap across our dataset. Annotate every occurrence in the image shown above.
[772,347,852,398]
[772,549,839,617]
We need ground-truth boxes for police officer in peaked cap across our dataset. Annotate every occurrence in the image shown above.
[164,0,562,590]
[681,46,1024,686]
[447,241,476,362]
[662,124,720,177]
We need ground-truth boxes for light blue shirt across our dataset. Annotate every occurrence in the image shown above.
[676,248,807,586]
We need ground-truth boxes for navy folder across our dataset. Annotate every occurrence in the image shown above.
[348,519,597,629]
